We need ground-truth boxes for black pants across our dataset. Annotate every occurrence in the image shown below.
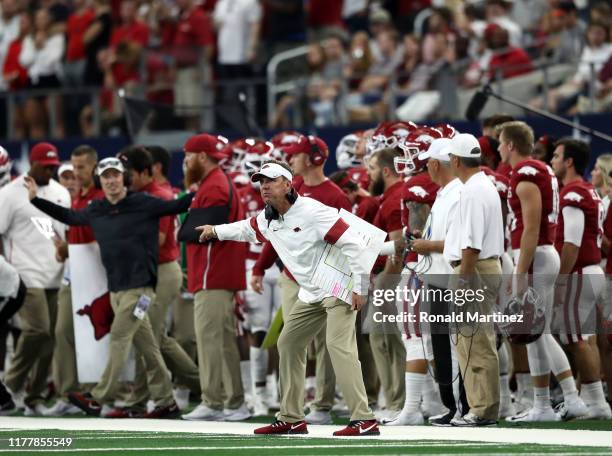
[0,279,26,405]
[428,285,470,416]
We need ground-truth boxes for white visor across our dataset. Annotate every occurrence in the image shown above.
[58,163,74,176]
[251,163,293,183]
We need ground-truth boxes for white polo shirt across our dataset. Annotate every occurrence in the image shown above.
[443,171,504,263]
[420,178,462,286]
[0,175,70,288]
[0,255,19,298]
[216,196,370,303]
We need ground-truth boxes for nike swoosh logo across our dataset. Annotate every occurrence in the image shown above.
[290,423,303,431]
[360,423,376,434]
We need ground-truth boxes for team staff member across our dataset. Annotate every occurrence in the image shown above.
[44,145,104,417]
[251,135,352,425]
[25,157,194,419]
[198,160,379,436]
[181,134,249,422]
[0,142,70,416]
[550,138,611,419]
[118,147,200,416]
[443,133,504,427]
[498,121,585,422]
[410,138,470,426]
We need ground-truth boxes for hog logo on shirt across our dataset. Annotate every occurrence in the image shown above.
[76,292,114,340]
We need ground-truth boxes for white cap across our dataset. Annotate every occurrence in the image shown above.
[96,157,125,176]
[441,133,482,158]
[418,138,452,162]
[58,162,74,176]
[251,162,293,183]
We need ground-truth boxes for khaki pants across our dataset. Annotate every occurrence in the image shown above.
[194,289,244,410]
[311,327,336,411]
[90,287,173,406]
[53,283,78,397]
[279,271,299,320]
[172,294,197,362]
[129,262,200,406]
[5,288,58,405]
[453,259,501,420]
[356,322,380,406]
[278,297,374,422]
[369,330,406,411]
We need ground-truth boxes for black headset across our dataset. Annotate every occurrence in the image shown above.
[264,187,298,225]
[308,136,326,166]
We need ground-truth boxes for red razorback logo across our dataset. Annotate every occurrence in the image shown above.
[76,292,114,340]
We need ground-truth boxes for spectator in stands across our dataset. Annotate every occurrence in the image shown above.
[347,31,373,87]
[64,0,95,87]
[2,11,30,139]
[306,0,343,41]
[82,0,112,87]
[213,0,262,103]
[172,0,214,131]
[0,0,21,93]
[576,53,612,113]
[486,24,533,79]
[485,0,522,47]
[342,0,368,33]
[511,0,548,35]
[533,21,612,113]
[421,7,455,64]
[19,7,65,139]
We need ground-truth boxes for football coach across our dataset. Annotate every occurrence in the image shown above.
[197,160,379,437]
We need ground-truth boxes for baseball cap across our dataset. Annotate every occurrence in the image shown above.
[251,162,293,183]
[58,162,74,177]
[183,134,227,161]
[441,133,482,158]
[418,138,452,162]
[96,157,125,176]
[30,142,60,166]
[282,135,329,159]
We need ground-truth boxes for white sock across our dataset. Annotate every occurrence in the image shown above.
[249,346,268,386]
[422,373,440,409]
[403,373,425,414]
[516,373,532,400]
[266,373,279,402]
[559,376,579,402]
[240,361,252,398]
[305,376,316,391]
[534,386,550,409]
[581,381,606,407]
[499,374,511,402]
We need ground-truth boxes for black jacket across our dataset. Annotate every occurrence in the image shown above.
[31,192,194,292]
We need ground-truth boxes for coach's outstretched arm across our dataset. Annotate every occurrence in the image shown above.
[196,215,265,244]
[25,176,91,226]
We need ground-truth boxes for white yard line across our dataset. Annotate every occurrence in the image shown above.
[0,418,611,448]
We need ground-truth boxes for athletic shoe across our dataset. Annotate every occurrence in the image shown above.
[506,406,560,422]
[173,388,190,411]
[105,407,144,419]
[429,410,456,427]
[0,398,15,416]
[374,409,400,423]
[331,401,350,418]
[333,419,380,436]
[144,402,180,419]
[422,401,447,420]
[224,403,251,421]
[24,403,49,416]
[181,403,225,421]
[254,420,308,435]
[305,409,332,425]
[555,398,588,420]
[577,404,612,420]
[384,410,424,426]
[451,412,497,427]
[42,400,84,416]
[498,397,516,419]
[513,393,534,414]
[68,392,102,417]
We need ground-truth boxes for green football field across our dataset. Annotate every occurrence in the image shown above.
[1,416,611,455]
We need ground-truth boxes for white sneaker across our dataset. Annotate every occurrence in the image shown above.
[384,410,424,425]
[182,403,225,421]
[578,404,612,420]
[331,401,350,418]
[24,403,49,416]
[555,398,588,420]
[506,406,560,422]
[224,403,251,421]
[498,397,516,419]
[173,388,190,411]
[375,408,401,422]
[42,400,83,416]
[252,388,268,417]
[513,392,534,414]
[422,401,447,419]
[305,409,332,425]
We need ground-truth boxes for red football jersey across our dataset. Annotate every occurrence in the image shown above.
[508,159,559,249]
[239,184,265,260]
[141,181,179,264]
[355,194,380,223]
[348,166,370,190]
[481,166,510,201]
[555,180,604,271]
[604,203,612,274]
[67,186,105,244]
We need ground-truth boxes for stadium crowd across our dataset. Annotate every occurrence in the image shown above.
[0,0,611,137]
[0,113,612,435]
